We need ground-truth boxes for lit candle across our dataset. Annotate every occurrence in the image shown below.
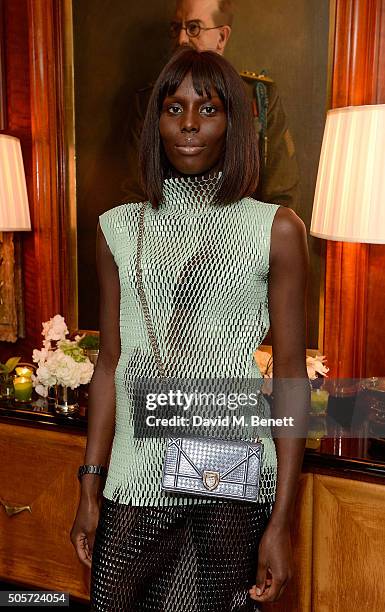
[13,376,33,402]
[15,366,33,377]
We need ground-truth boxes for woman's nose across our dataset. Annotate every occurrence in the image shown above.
[181,109,199,133]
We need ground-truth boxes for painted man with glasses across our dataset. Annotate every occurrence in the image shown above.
[122,0,300,211]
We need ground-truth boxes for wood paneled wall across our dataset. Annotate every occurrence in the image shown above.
[324,0,385,378]
[0,0,67,363]
[1,0,385,377]
[1,0,35,361]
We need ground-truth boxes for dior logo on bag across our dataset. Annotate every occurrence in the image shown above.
[161,436,263,502]
[203,470,220,491]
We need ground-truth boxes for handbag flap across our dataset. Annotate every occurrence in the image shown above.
[166,437,262,483]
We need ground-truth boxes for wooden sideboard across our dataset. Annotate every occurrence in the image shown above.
[0,421,89,601]
[312,474,385,611]
[262,471,385,611]
[1,417,385,610]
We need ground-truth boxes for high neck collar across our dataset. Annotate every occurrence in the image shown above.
[160,172,222,214]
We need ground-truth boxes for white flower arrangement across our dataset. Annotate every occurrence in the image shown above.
[31,314,94,398]
[305,354,330,380]
[254,350,329,395]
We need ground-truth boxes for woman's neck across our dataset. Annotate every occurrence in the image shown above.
[166,162,224,181]
[160,172,223,214]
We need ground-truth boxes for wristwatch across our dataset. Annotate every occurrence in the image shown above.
[77,464,107,481]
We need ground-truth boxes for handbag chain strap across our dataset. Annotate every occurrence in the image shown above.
[135,202,167,378]
[135,202,261,446]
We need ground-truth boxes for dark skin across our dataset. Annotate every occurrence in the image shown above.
[69,218,120,568]
[70,72,310,604]
[159,72,227,176]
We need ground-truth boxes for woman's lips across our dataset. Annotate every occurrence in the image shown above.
[175,144,206,155]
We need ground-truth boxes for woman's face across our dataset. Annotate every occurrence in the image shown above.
[159,72,227,176]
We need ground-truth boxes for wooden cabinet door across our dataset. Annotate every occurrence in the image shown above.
[262,472,313,612]
[312,474,385,611]
[0,423,89,601]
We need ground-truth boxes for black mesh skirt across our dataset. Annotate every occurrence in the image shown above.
[90,496,272,611]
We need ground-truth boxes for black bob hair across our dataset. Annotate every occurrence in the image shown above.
[139,47,259,208]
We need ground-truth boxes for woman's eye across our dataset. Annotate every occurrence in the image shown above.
[200,105,218,116]
[167,104,183,115]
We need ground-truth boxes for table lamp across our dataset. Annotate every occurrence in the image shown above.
[0,134,31,342]
[0,134,31,232]
[310,104,385,419]
[310,104,385,244]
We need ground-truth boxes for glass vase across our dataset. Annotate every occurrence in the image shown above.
[54,384,79,415]
[84,348,99,367]
[47,385,56,408]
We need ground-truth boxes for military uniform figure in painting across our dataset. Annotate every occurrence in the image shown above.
[121,0,300,212]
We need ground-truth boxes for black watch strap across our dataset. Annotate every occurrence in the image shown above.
[78,464,107,481]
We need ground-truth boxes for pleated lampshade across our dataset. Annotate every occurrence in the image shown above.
[310,105,385,244]
[0,134,31,231]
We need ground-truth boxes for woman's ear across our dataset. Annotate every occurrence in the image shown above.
[217,26,232,53]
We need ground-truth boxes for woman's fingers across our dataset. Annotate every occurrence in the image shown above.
[253,573,288,602]
[248,522,293,602]
[249,575,272,600]
[70,497,100,569]
[87,526,98,559]
[249,556,268,599]
[74,531,92,568]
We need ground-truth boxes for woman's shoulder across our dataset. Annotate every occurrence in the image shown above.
[237,199,306,254]
[237,197,283,228]
[98,202,147,253]
[268,205,308,267]
[240,196,281,212]
[267,203,306,236]
[99,200,146,224]
[241,197,304,226]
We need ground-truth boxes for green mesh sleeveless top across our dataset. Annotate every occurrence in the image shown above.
[98,174,281,507]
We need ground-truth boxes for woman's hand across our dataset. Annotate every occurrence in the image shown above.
[70,495,101,569]
[249,522,293,603]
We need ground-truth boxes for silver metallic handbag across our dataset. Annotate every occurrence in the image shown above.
[161,436,263,501]
[135,202,263,502]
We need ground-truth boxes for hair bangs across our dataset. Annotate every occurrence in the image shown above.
[157,49,229,111]
[190,58,228,108]
[157,63,190,109]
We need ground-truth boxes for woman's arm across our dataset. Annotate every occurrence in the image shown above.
[250,205,310,603]
[70,222,120,566]
[268,206,310,525]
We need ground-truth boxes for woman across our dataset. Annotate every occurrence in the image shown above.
[71,47,310,611]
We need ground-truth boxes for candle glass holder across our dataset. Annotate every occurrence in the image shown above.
[13,375,33,403]
[12,362,35,403]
